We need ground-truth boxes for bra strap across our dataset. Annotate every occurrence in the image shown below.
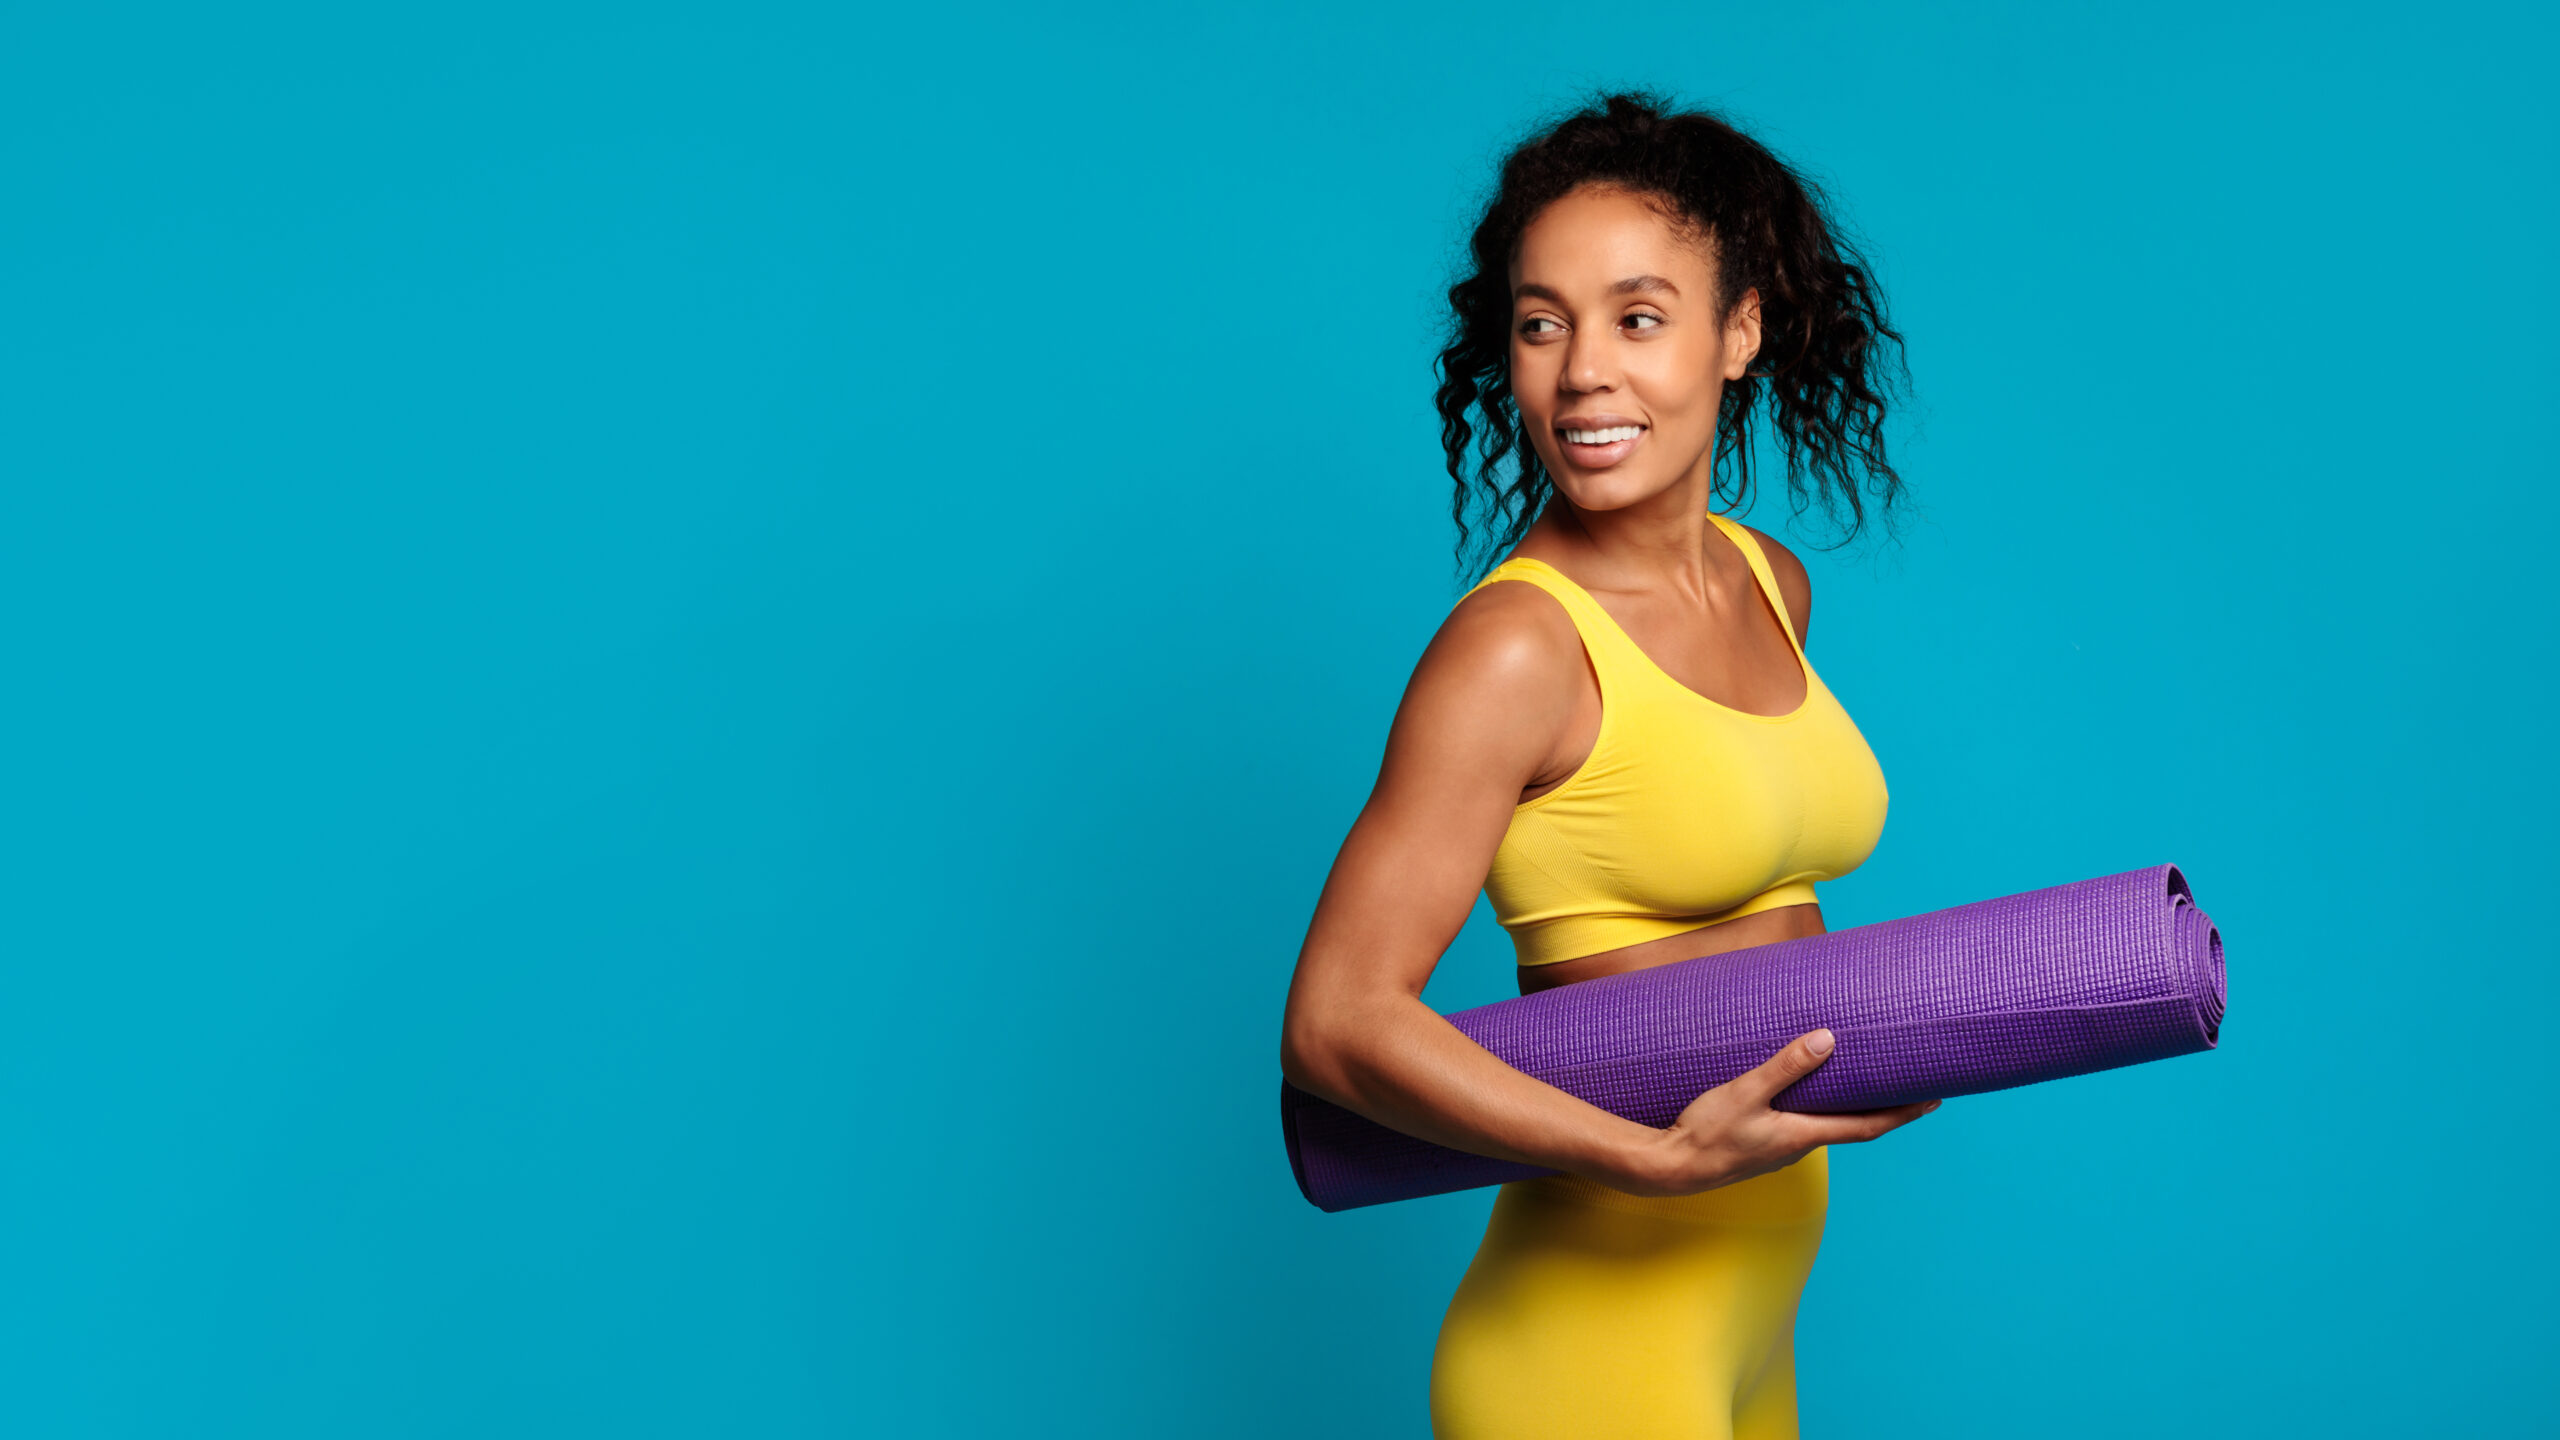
[1458,558,1645,677]
[1707,513,1803,650]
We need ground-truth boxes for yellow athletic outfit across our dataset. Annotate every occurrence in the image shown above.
[1429,510,1889,1439]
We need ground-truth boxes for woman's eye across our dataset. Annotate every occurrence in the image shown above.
[1625,313,1665,331]
[1519,317,1561,335]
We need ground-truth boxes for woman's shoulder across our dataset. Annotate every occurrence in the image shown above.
[1409,559,1589,711]
[1735,522,1814,644]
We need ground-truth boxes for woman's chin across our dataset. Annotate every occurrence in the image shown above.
[1550,470,1667,514]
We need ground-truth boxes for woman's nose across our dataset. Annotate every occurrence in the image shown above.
[1562,330,1615,393]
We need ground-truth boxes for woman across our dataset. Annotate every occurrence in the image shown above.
[1277,92,1942,1438]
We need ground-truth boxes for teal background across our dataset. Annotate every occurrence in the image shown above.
[4,2,2552,1434]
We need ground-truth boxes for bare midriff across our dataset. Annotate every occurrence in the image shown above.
[1516,901,1827,996]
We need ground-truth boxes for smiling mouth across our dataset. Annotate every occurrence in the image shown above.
[1555,424,1646,468]
[1560,425,1644,444]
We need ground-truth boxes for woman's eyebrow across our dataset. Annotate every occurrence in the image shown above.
[1512,274,1681,303]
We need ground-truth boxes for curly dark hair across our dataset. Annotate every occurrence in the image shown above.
[1436,89,1911,582]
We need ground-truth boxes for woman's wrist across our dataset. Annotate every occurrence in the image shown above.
[1586,1120,1697,1195]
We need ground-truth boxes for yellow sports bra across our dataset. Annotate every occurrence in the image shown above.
[1461,511,1890,966]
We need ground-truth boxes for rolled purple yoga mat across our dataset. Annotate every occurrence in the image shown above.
[1282,863,2224,1212]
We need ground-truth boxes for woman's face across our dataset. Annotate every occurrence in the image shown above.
[1507,184,1760,514]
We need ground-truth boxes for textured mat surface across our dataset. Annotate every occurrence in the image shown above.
[1282,863,2225,1212]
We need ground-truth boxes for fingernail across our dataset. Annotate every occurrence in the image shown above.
[1925,1101,1942,1112]
[1807,1029,1834,1055]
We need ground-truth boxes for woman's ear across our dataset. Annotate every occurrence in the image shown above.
[1724,286,1763,380]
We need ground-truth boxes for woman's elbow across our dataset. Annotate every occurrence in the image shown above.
[1281,985,1384,1101]
[1278,1004,1339,1095]
[1280,985,1408,1101]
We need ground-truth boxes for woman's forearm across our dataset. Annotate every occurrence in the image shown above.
[1281,992,1669,1190]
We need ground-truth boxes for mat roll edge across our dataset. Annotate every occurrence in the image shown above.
[1281,862,2225,1212]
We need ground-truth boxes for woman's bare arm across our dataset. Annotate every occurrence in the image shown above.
[1277,581,1933,1197]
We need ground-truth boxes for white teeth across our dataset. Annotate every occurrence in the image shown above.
[1563,425,1642,444]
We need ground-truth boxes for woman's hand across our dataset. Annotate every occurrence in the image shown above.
[1606,1028,1941,1197]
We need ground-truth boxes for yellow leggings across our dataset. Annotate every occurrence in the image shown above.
[1430,1147,1829,1439]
